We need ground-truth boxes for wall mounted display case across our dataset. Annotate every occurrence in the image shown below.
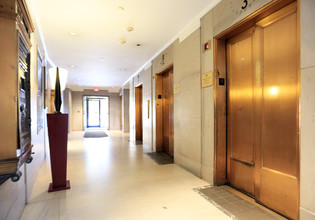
[0,0,34,183]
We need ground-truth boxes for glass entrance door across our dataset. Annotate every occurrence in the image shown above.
[87,99,101,127]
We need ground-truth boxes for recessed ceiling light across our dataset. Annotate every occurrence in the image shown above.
[99,58,103,60]
[137,43,141,47]
[69,32,77,36]
[118,39,126,44]
[70,65,76,68]
[124,26,134,32]
[118,6,124,11]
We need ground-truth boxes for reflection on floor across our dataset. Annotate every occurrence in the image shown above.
[20,131,230,220]
[196,185,287,220]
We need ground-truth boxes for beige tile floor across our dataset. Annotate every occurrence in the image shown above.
[21,131,231,220]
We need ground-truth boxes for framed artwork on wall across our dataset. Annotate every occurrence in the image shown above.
[37,50,44,133]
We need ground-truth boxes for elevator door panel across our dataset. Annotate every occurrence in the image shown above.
[261,12,298,176]
[227,30,255,195]
[258,7,298,219]
[135,85,143,141]
[226,3,298,219]
[162,73,170,155]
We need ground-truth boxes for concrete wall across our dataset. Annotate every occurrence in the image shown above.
[71,90,121,131]
[129,79,135,141]
[200,10,215,183]
[212,0,272,36]
[300,0,315,219]
[109,92,121,130]
[174,30,201,177]
[72,91,84,131]
[122,89,130,133]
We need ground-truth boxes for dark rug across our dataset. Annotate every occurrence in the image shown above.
[135,140,143,145]
[146,152,174,165]
[83,131,108,138]
[195,186,286,220]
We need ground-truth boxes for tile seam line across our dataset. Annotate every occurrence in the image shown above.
[301,65,315,70]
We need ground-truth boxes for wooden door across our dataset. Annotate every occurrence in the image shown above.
[156,68,174,158]
[135,85,143,141]
[226,3,299,219]
[162,72,170,155]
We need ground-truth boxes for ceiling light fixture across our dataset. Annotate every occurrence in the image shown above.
[70,65,76,68]
[99,58,103,60]
[137,43,141,47]
[69,32,77,36]
[118,39,126,44]
[118,6,124,11]
[124,26,134,32]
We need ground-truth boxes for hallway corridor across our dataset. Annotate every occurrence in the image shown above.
[20,131,229,220]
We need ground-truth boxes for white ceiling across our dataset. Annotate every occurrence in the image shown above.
[27,0,221,91]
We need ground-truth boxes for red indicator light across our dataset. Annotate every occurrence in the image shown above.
[205,43,209,50]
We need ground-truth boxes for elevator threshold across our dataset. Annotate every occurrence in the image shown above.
[195,185,288,220]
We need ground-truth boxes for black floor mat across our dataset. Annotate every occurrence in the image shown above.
[83,131,108,138]
[146,152,174,165]
[195,186,286,220]
[135,140,143,145]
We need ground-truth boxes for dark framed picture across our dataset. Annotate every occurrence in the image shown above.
[37,50,44,133]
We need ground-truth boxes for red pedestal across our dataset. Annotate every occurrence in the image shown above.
[47,114,71,192]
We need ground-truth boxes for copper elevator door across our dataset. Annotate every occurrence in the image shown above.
[227,28,255,196]
[162,72,170,156]
[226,3,298,219]
[135,85,143,141]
